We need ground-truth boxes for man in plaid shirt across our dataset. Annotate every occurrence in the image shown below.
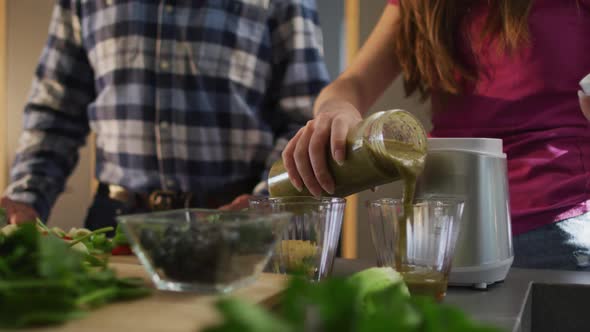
[0,0,329,228]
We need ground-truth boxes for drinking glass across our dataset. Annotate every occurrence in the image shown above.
[367,197,464,300]
[249,196,346,281]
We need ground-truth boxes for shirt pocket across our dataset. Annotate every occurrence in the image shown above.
[189,0,270,91]
[83,1,142,80]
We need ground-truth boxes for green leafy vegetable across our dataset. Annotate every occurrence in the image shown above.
[204,267,504,332]
[112,223,129,246]
[68,226,112,247]
[28,219,117,258]
[348,267,409,310]
[0,207,7,226]
[205,298,294,332]
[68,226,115,257]
[35,218,52,233]
[0,223,150,328]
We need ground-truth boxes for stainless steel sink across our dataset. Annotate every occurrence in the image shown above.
[520,283,590,332]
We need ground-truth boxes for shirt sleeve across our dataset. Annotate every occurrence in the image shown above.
[4,0,94,220]
[253,0,330,195]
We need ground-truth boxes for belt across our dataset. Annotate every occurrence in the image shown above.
[97,177,259,211]
[98,183,197,211]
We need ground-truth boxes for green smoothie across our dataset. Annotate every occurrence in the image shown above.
[268,138,425,200]
[400,268,448,302]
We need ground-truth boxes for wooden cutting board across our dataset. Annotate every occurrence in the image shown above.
[20,257,289,332]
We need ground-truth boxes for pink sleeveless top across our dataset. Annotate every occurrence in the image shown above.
[389,0,590,234]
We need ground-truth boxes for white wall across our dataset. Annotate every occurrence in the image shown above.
[355,1,432,261]
[6,0,91,229]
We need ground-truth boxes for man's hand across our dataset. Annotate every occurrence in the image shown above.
[218,194,253,211]
[580,90,590,122]
[0,197,39,225]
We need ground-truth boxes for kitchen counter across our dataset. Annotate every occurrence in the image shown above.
[19,257,590,331]
[332,259,590,332]
[18,258,289,332]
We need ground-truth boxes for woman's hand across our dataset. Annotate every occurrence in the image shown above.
[281,100,363,197]
[579,90,590,122]
[0,197,39,225]
[278,4,403,197]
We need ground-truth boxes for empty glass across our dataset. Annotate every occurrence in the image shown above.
[367,198,464,301]
[249,196,346,281]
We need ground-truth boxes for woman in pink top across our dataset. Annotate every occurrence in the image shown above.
[282,0,590,270]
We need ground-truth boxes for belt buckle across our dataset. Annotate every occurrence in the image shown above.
[107,184,130,202]
[148,190,178,211]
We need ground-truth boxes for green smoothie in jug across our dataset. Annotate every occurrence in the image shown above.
[268,138,425,200]
[267,110,427,211]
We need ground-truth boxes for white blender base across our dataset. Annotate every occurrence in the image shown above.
[448,256,514,290]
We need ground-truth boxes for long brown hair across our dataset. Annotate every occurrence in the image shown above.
[394,0,533,98]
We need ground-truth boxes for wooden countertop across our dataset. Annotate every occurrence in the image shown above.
[18,256,289,332]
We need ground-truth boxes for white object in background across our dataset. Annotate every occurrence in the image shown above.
[428,137,506,158]
[419,138,513,289]
[580,73,590,95]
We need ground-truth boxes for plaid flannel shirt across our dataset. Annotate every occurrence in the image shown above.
[5,0,329,220]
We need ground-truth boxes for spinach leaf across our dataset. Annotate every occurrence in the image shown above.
[112,223,129,246]
[0,223,150,328]
[0,207,6,226]
[206,298,293,332]
[205,268,505,332]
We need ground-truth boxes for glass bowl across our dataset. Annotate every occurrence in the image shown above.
[248,196,346,281]
[117,209,291,293]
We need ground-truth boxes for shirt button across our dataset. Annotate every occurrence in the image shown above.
[159,121,170,130]
[165,4,173,13]
[160,61,170,70]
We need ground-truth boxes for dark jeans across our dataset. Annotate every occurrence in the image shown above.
[513,213,590,271]
[84,177,259,233]
[84,193,149,235]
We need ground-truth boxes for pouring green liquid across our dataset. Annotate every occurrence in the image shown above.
[268,110,430,296]
[268,138,424,270]
[268,139,425,200]
[269,110,427,203]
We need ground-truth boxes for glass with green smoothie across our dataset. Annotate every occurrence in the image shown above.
[367,198,465,301]
[268,109,428,201]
